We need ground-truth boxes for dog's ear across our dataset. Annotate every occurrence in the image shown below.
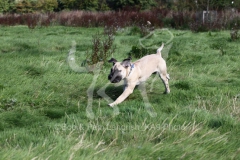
[108,58,117,65]
[121,57,131,68]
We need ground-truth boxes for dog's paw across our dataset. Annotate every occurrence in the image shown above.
[164,90,170,94]
[108,103,114,107]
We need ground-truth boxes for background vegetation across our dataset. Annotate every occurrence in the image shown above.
[0,24,240,159]
[0,9,240,32]
[0,0,240,13]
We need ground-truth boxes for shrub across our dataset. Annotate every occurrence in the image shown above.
[129,26,141,35]
[230,22,239,41]
[230,29,239,41]
[210,39,228,55]
[172,11,190,29]
[128,45,155,58]
[86,31,116,65]
[25,14,39,29]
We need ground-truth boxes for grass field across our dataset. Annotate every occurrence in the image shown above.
[0,25,240,160]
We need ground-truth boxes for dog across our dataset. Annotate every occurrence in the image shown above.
[108,43,170,107]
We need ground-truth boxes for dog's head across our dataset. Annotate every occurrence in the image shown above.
[108,57,132,83]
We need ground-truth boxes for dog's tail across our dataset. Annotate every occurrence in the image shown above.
[156,43,164,56]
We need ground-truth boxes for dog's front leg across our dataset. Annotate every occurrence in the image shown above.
[109,84,135,107]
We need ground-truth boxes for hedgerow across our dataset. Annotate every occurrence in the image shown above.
[0,10,239,32]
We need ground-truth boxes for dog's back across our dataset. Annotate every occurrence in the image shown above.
[134,54,166,73]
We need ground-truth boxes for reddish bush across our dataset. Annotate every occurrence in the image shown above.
[0,10,239,31]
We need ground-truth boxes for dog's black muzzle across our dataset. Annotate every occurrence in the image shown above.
[108,73,122,83]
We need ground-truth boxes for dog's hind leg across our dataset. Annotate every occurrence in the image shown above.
[159,72,170,94]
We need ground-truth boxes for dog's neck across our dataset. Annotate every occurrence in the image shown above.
[126,63,134,77]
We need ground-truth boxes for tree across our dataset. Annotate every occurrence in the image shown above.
[79,0,98,11]
[98,0,110,11]
[106,0,156,10]
[36,0,58,12]
[59,0,79,10]
[15,0,34,13]
[196,0,238,10]
[0,0,11,13]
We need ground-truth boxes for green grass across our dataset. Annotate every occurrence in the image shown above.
[0,26,240,160]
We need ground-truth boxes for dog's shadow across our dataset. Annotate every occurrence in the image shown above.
[93,83,149,102]
[94,84,124,100]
